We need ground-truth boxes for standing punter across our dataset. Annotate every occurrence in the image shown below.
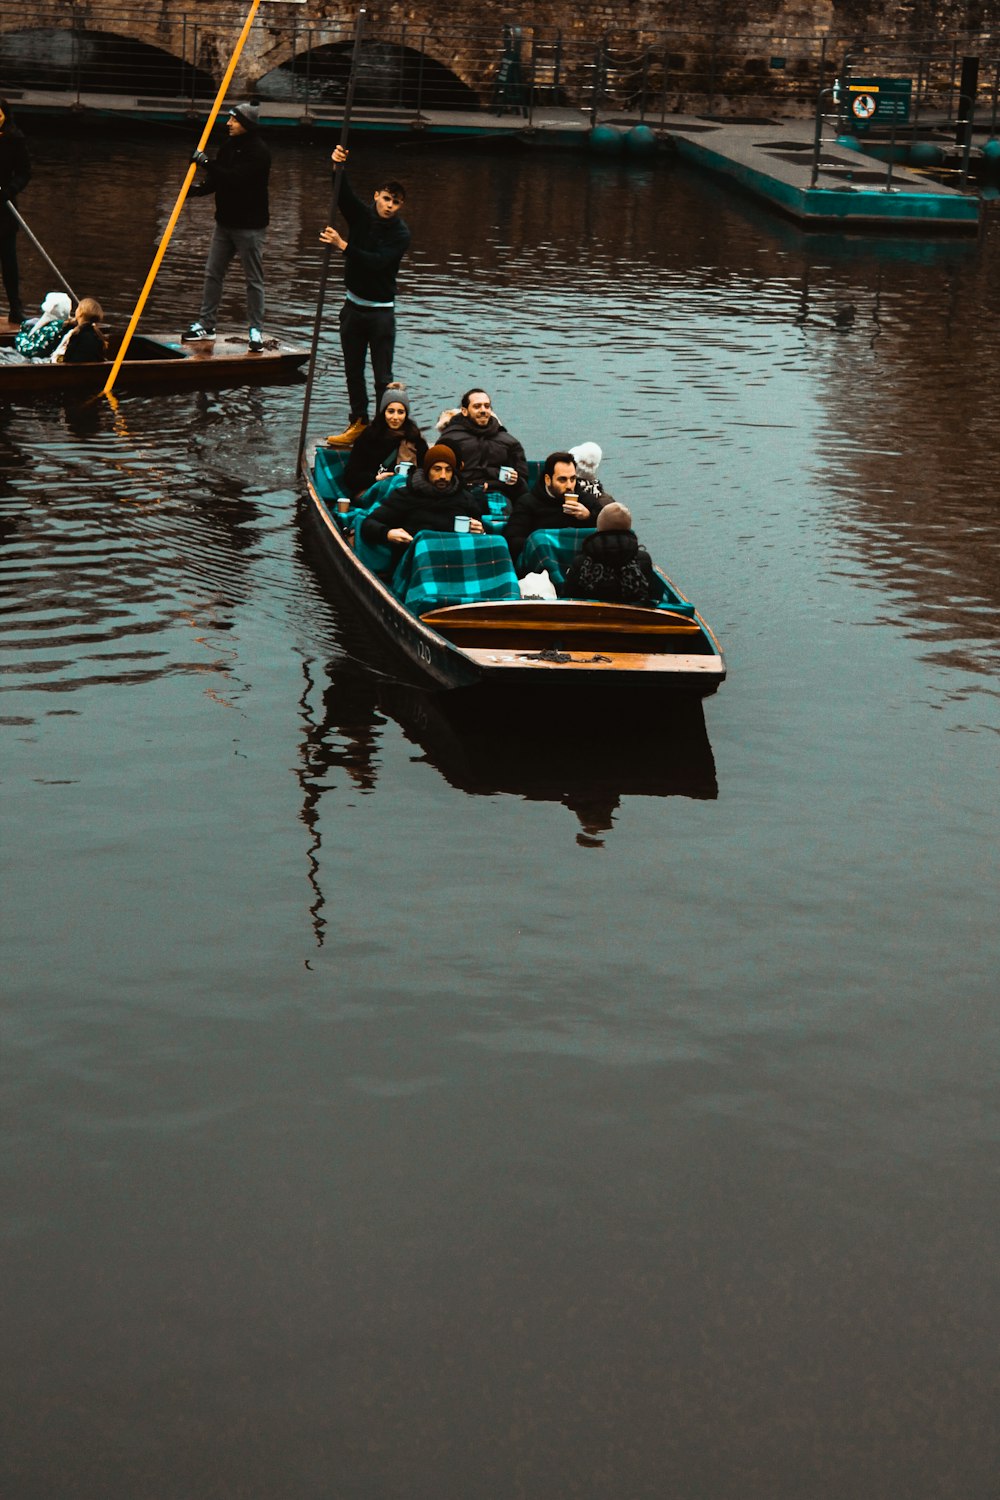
[184,102,270,354]
[320,144,409,448]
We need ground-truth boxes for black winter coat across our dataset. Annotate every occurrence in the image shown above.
[57,322,108,364]
[563,529,658,605]
[361,468,484,554]
[0,122,31,235]
[338,174,410,304]
[504,473,601,561]
[341,414,427,498]
[437,412,527,495]
[192,132,270,229]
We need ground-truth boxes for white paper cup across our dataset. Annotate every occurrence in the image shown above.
[454,515,471,534]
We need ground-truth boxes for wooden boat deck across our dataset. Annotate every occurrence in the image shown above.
[0,328,308,396]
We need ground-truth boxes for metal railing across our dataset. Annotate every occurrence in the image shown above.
[3,6,1000,128]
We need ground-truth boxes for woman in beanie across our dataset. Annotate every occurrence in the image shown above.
[340,381,428,500]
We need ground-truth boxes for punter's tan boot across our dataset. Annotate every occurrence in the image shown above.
[326,417,369,448]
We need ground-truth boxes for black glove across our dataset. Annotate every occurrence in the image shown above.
[191,150,209,168]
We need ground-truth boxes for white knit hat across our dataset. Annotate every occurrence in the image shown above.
[569,442,602,478]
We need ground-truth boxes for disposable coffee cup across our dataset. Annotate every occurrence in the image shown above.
[396,461,413,475]
[500,466,516,484]
[454,515,471,534]
[336,498,350,514]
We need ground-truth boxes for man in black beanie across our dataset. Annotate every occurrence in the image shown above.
[184,102,270,353]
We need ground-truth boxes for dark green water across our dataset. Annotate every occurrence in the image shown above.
[2,130,998,1498]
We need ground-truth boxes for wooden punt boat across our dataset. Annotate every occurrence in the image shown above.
[0,328,308,396]
[301,445,726,696]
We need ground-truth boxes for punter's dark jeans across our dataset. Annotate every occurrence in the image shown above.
[338,300,396,422]
[198,224,266,329]
[0,228,22,318]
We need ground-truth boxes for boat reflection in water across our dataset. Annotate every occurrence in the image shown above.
[378,680,718,843]
[295,648,718,938]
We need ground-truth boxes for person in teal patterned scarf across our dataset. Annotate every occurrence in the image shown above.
[14,291,72,358]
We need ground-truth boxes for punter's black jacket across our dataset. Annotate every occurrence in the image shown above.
[504,472,601,561]
[0,121,31,232]
[564,528,658,605]
[361,468,484,550]
[337,173,410,304]
[192,132,270,229]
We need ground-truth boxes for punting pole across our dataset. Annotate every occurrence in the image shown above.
[296,7,368,474]
[101,0,307,400]
[5,203,78,306]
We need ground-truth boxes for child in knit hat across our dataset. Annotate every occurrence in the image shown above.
[564,502,658,605]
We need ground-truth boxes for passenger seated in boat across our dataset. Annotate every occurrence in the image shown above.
[503,450,601,563]
[569,441,614,509]
[339,381,428,500]
[13,291,73,359]
[50,297,108,363]
[436,388,528,504]
[563,503,657,606]
[360,442,485,568]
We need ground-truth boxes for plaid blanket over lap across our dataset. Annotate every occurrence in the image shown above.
[517,528,596,589]
[313,447,349,501]
[391,532,521,614]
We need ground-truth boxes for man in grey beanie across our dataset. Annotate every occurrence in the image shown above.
[183,102,270,353]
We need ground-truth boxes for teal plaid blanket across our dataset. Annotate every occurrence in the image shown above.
[520,528,686,610]
[517,528,597,589]
[313,447,349,501]
[391,532,521,614]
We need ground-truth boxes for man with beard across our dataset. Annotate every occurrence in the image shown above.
[360,443,484,569]
[437,388,528,503]
[504,450,601,563]
[0,98,31,326]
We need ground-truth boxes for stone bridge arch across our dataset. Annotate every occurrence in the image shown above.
[0,5,498,106]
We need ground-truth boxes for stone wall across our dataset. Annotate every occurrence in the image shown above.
[4,0,1000,111]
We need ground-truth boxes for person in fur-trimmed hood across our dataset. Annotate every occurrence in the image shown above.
[361,443,484,567]
[437,387,527,501]
[563,503,658,605]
